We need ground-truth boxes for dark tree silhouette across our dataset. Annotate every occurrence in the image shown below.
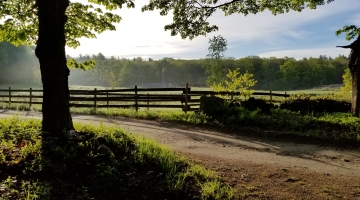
[338,35,360,116]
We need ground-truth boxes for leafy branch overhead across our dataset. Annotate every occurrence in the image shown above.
[0,0,353,48]
[141,0,360,40]
[336,25,360,41]
[67,58,95,71]
[0,0,135,48]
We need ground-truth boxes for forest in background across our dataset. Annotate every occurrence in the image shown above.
[0,42,349,90]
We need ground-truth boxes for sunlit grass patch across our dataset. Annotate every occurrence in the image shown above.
[0,176,51,200]
[0,117,234,199]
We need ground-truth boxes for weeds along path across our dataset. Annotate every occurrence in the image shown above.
[0,109,359,177]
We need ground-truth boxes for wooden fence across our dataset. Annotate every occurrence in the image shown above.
[0,84,290,112]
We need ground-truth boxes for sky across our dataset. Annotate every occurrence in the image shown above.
[65,0,360,60]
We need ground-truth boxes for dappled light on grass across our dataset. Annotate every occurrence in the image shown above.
[0,117,234,199]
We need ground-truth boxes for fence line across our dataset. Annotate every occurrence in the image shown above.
[0,85,290,112]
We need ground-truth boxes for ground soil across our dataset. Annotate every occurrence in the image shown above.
[1,109,360,199]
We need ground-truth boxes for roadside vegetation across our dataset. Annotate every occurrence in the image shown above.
[1,92,359,145]
[0,117,234,199]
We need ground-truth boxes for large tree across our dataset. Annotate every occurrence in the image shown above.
[337,36,360,116]
[0,0,134,136]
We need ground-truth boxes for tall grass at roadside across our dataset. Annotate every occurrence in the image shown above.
[0,117,234,199]
[0,102,40,112]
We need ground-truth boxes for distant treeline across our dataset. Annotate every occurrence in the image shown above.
[70,53,348,90]
[0,42,349,90]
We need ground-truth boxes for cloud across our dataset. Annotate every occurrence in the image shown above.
[257,47,350,59]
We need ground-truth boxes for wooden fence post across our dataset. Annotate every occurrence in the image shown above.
[184,83,188,113]
[8,87,11,104]
[269,90,272,104]
[106,91,109,108]
[135,86,138,112]
[147,93,149,110]
[94,88,97,110]
[29,88,32,108]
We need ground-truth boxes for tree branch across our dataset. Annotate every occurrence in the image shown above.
[194,0,242,9]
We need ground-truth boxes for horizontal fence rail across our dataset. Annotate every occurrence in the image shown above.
[0,85,290,112]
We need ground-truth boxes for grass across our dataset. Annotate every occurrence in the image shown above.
[0,117,234,199]
[77,106,360,143]
[1,100,360,144]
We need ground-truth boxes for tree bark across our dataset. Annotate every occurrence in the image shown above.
[35,0,74,136]
[348,49,360,117]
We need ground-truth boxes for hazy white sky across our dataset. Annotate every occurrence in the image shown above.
[65,0,360,60]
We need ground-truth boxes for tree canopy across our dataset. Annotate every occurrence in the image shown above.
[140,0,360,40]
[0,0,134,47]
[1,0,354,50]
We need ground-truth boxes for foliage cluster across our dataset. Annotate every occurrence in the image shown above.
[203,35,228,86]
[211,68,257,99]
[340,68,351,99]
[0,0,131,48]
[0,117,234,199]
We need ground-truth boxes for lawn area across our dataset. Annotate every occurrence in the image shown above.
[0,117,234,199]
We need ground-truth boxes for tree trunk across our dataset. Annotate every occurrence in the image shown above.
[35,0,74,136]
[348,48,360,117]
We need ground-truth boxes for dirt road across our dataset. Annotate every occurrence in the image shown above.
[1,109,359,177]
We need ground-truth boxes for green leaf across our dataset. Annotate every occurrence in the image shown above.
[67,58,95,71]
